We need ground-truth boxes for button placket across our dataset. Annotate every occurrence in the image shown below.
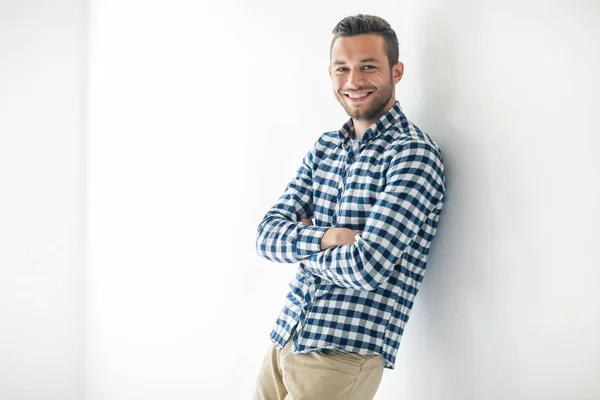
[333,145,355,226]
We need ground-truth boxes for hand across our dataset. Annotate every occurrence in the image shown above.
[299,217,360,250]
[320,227,360,250]
[335,228,360,246]
[300,217,313,226]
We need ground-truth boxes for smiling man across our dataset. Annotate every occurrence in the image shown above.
[330,36,400,139]
[254,14,446,400]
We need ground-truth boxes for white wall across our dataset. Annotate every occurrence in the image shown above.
[385,1,600,399]
[79,0,597,399]
[0,1,87,399]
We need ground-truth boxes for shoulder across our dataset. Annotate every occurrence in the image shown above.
[317,130,342,147]
[308,130,342,159]
[385,115,444,164]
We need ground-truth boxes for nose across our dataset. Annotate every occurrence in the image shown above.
[346,68,364,89]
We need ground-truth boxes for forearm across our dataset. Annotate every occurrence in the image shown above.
[303,233,393,291]
[300,226,372,289]
[256,214,329,263]
[318,227,358,250]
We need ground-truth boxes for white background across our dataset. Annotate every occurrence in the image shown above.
[1,0,599,399]
[0,1,86,399]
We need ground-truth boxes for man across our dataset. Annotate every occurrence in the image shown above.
[253,14,446,400]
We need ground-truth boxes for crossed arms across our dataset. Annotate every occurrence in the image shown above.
[255,139,445,291]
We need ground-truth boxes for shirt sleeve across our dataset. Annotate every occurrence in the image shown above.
[302,140,446,291]
[255,139,329,264]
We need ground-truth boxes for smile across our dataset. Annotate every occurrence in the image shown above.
[344,92,373,102]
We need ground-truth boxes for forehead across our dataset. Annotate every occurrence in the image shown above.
[331,34,386,63]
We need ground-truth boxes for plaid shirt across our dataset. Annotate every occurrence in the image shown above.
[256,101,446,369]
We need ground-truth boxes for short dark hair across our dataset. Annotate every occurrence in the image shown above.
[330,14,399,68]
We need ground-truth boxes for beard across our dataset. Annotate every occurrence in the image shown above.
[335,76,394,122]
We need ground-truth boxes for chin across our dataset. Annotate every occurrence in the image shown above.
[345,104,374,120]
[344,100,369,112]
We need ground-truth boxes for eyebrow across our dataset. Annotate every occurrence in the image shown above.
[332,58,380,66]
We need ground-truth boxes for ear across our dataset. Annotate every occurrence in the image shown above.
[392,61,404,84]
[328,64,332,79]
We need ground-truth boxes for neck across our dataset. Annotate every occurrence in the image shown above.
[353,120,373,140]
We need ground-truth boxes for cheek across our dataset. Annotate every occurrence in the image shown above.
[375,74,390,86]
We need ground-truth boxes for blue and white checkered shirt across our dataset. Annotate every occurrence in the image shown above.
[256,101,446,369]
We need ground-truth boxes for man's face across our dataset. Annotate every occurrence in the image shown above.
[329,34,403,122]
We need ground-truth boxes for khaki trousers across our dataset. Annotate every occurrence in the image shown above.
[253,328,385,400]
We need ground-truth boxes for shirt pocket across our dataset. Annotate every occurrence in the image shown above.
[336,168,382,227]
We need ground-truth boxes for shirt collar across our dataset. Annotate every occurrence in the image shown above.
[338,100,404,147]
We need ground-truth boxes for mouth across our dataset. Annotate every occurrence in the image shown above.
[343,91,374,103]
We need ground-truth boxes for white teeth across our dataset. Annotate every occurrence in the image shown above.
[347,92,370,99]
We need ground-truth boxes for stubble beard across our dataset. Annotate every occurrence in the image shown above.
[335,76,394,122]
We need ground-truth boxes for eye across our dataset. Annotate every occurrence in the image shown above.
[336,67,348,72]
[363,65,376,70]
